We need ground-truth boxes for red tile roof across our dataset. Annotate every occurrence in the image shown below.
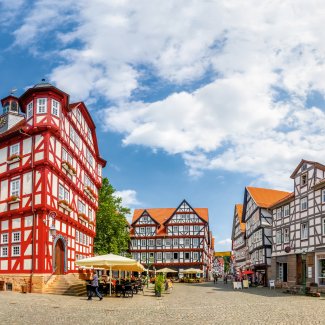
[247,187,291,208]
[235,204,245,232]
[270,192,295,208]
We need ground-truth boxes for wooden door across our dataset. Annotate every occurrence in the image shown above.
[55,239,64,275]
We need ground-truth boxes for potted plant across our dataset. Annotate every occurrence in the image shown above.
[155,274,164,297]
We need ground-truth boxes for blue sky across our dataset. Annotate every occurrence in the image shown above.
[1,0,325,251]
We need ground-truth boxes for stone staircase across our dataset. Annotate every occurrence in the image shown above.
[44,274,87,296]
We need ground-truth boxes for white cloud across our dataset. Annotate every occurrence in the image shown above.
[217,238,232,245]
[114,189,140,207]
[10,0,325,187]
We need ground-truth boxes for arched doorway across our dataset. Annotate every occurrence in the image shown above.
[54,238,65,275]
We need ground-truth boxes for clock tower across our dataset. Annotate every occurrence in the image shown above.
[1,94,20,115]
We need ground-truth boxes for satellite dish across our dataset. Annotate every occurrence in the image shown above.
[284,246,291,253]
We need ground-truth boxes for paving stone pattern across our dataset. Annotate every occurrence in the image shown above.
[0,282,324,324]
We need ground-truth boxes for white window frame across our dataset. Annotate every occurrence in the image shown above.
[10,179,20,197]
[12,245,20,256]
[301,197,308,211]
[184,252,190,259]
[141,252,146,261]
[1,233,8,244]
[173,252,178,260]
[276,208,282,219]
[184,238,190,246]
[184,225,189,232]
[36,98,47,114]
[51,99,60,117]
[165,252,171,260]
[140,227,145,234]
[76,230,79,243]
[165,238,171,246]
[173,238,178,246]
[78,200,86,214]
[193,252,199,260]
[173,226,178,233]
[284,205,290,217]
[284,228,289,243]
[301,222,308,240]
[26,101,33,119]
[10,143,20,156]
[141,239,146,247]
[58,184,70,202]
[194,225,200,232]
[62,148,73,165]
[193,238,199,247]
[301,173,307,186]
[157,252,162,260]
[12,231,21,243]
[276,230,282,244]
[156,239,162,246]
[148,239,154,246]
[1,246,8,257]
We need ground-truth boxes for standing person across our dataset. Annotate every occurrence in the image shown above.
[223,274,228,284]
[214,274,218,284]
[88,272,103,301]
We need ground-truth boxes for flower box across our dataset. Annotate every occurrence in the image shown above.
[58,200,72,212]
[84,186,97,199]
[62,161,76,176]
[77,212,89,222]
[7,196,20,204]
[7,154,22,164]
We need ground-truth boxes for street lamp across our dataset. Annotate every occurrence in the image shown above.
[43,211,57,237]
[301,250,307,294]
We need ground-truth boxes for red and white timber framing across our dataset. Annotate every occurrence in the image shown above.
[129,200,215,279]
[0,82,106,291]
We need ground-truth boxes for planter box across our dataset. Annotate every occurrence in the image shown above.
[62,162,76,176]
[58,202,72,212]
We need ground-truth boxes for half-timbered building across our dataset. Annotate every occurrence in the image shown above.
[242,187,290,285]
[231,204,247,275]
[129,200,214,279]
[270,160,325,290]
[0,82,106,292]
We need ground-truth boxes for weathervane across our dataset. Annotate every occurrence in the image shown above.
[10,88,17,95]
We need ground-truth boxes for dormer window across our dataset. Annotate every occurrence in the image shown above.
[51,99,60,117]
[26,101,33,119]
[37,98,47,114]
[301,173,307,186]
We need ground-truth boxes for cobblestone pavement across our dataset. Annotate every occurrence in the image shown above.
[1,282,325,325]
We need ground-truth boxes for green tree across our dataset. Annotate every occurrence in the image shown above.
[94,178,130,255]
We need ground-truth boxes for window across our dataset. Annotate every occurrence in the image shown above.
[173,226,178,233]
[276,208,282,219]
[165,252,171,260]
[149,252,154,259]
[1,246,8,257]
[284,228,289,243]
[193,252,198,260]
[141,239,146,247]
[322,190,325,204]
[76,230,79,243]
[86,148,94,166]
[156,239,162,246]
[157,252,162,260]
[51,99,60,117]
[12,232,21,243]
[1,233,8,244]
[148,239,154,246]
[58,184,69,202]
[173,238,179,246]
[194,225,200,232]
[12,245,20,256]
[165,239,171,246]
[88,208,93,221]
[173,252,178,260]
[301,197,308,211]
[276,230,282,244]
[184,225,189,232]
[26,101,33,119]
[184,238,190,246]
[62,149,73,165]
[284,205,290,217]
[141,253,146,260]
[301,173,307,186]
[140,227,145,234]
[36,98,47,114]
[301,222,308,239]
[323,218,325,235]
[10,179,20,197]
[78,200,86,214]
[10,143,20,156]
[193,238,199,247]
[185,252,190,259]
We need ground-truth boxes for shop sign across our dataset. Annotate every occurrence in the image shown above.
[317,254,325,259]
